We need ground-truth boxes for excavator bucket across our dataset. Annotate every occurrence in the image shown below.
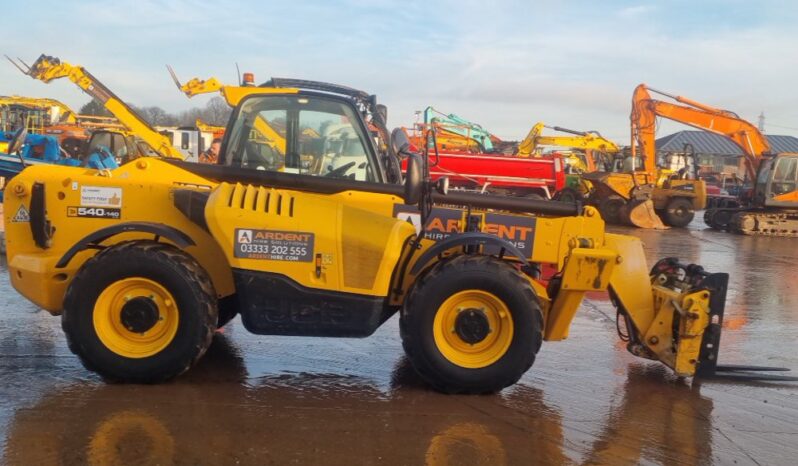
[622,199,668,229]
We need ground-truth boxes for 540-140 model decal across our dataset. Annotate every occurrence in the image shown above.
[67,206,121,219]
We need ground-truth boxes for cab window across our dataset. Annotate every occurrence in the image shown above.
[225,95,380,182]
[772,156,798,195]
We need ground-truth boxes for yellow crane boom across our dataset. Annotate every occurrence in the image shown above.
[10,54,183,159]
[167,67,285,154]
[516,122,620,158]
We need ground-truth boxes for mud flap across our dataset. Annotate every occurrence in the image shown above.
[622,199,668,230]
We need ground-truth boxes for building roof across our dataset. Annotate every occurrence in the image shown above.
[655,130,798,156]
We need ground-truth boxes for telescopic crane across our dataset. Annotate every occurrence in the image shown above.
[9,54,184,160]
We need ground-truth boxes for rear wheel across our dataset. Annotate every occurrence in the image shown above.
[553,187,582,204]
[663,197,694,228]
[62,241,217,383]
[401,256,543,393]
[598,196,625,224]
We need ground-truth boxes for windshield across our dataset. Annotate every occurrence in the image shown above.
[224,94,382,183]
[770,156,798,196]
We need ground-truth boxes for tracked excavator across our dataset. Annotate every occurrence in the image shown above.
[515,122,621,202]
[516,122,620,160]
[4,73,793,392]
[579,86,705,228]
[411,106,509,154]
[624,84,798,235]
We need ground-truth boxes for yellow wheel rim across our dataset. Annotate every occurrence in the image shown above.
[87,410,175,466]
[433,290,514,369]
[93,278,179,359]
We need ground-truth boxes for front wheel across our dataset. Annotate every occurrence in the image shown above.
[401,256,543,393]
[662,197,695,228]
[62,241,218,383]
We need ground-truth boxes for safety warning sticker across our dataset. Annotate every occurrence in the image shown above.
[234,229,314,262]
[11,204,30,223]
[80,186,122,207]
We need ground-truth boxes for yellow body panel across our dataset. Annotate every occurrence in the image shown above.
[652,178,708,210]
[204,182,415,297]
[605,233,656,329]
[4,159,235,313]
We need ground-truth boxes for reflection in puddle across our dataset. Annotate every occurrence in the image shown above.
[3,335,723,466]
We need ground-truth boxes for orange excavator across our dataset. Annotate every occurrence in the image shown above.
[585,85,721,228]
[630,85,712,227]
[620,84,798,236]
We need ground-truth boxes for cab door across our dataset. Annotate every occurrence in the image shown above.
[763,154,798,207]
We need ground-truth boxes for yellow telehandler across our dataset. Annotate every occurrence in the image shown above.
[3,76,793,392]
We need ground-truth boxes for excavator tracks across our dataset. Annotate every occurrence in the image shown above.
[732,211,798,237]
[706,207,798,237]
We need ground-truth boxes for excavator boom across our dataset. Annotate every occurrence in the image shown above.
[632,84,769,181]
[516,122,620,158]
[421,106,500,152]
[12,54,184,160]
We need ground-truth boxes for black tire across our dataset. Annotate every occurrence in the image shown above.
[598,196,625,224]
[704,207,715,228]
[217,295,239,328]
[401,255,543,394]
[62,241,218,383]
[553,187,582,204]
[662,197,694,228]
[521,192,545,200]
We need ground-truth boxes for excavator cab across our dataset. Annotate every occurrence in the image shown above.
[756,154,798,205]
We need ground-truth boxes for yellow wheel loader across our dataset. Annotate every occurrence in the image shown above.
[3,78,793,392]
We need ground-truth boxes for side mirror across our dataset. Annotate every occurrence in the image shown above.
[435,176,449,195]
[404,153,423,205]
[8,126,28,155]
[376,104,388,124]
[391,127,411,158]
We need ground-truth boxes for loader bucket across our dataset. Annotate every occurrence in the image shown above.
[622,199,668,229]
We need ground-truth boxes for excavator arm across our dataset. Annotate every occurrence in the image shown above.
[631,84,769,181]
[421,106,500,152]
[10,54,183,159]
[516,122,620,164]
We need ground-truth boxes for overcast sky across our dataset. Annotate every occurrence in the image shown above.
[3,0,797,142]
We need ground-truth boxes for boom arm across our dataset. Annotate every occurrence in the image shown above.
[631,84,769,181]
[516,122,620,159]
[167,68,285,154]
[423,106,499,152]
[12,54,183,159]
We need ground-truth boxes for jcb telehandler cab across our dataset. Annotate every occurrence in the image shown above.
[4,78,793,392]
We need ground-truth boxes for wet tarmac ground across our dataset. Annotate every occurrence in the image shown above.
[1,217,797,465]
